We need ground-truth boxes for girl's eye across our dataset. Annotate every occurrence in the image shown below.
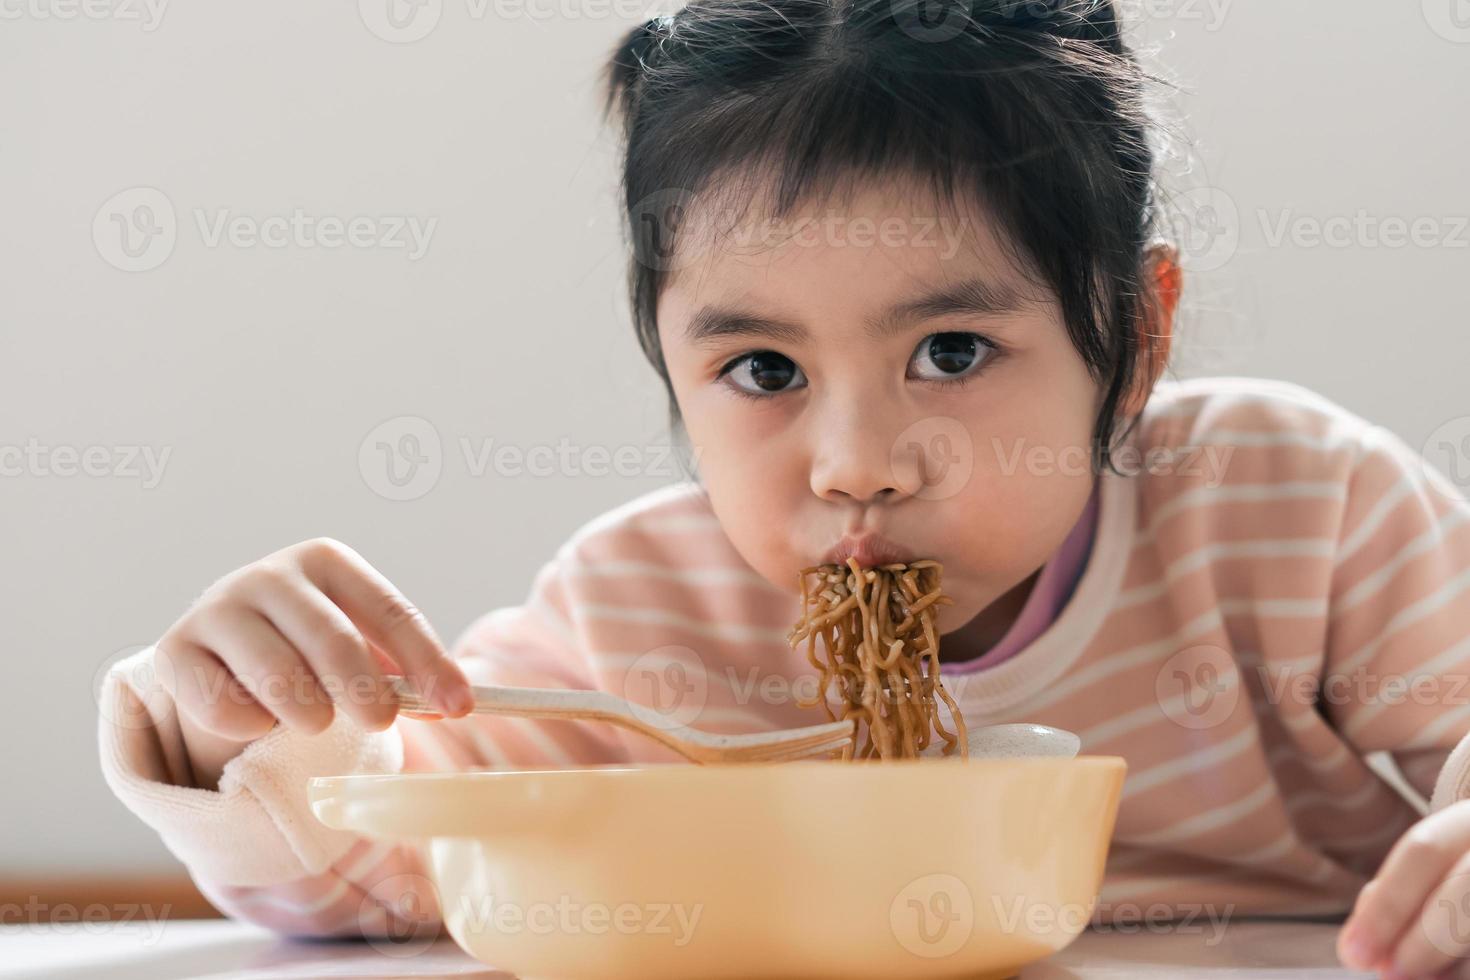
[720,351,808,397]
[908,332,995,384]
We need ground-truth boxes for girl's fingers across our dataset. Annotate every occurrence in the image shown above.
[247,571,398,732]
[196,606,336,735]
[297,539,472,716]
[1389,850,1470,979]
[158,638,277,741]
[364,639,453,719]
[1341,804,1470,970]
[369,640,407,677]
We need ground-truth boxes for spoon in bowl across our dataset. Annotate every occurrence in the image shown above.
[923,722,1082,760]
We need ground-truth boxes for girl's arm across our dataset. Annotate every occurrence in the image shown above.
[1323,425,1470,980]
[98,554,629,939]
[1319,424,1470,812]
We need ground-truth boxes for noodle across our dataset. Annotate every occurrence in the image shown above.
[787,558,969,760]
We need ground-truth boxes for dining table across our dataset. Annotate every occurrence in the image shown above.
[1,915,1384,979]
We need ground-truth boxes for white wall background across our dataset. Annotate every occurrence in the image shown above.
[1,1,1466,874]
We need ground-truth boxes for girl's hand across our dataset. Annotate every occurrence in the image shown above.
[154,538,474,789]
[1338,799,1470,978]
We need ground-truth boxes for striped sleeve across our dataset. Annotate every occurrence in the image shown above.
[400,553,634,773]
[98,552,627,938]
[1321,422,1470,813]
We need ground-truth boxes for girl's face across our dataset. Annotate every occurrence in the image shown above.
[656,179,1147,660]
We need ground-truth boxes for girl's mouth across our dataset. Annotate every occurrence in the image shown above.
[821,534,915,568]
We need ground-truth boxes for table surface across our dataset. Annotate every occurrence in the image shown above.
[1,917,1377,979]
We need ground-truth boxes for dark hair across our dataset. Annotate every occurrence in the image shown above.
[602,0,1176,476]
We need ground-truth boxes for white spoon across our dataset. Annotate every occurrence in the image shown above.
[923,722,1081,759]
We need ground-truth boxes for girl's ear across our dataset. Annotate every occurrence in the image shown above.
[1119,242,1180,418]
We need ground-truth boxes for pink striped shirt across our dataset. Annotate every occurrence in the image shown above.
[97,375,1470,938]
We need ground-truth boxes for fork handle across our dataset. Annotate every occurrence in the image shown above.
[390,676,625,723]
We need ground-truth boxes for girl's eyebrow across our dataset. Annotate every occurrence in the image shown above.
[683,276,1030,349]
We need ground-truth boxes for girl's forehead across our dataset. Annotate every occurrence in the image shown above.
[676,174,994,246]
[660,181,1040,307]
[656,226,1057,357]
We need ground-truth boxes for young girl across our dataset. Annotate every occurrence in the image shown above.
[99,1,1470,976]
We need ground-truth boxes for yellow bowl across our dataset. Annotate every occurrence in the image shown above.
[309,756,1125,980]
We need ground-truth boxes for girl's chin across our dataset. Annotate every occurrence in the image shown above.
[935,604,977,638]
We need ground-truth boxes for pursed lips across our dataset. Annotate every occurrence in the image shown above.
[821,534,916,567]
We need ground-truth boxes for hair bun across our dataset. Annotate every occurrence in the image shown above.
[617,13,676,75]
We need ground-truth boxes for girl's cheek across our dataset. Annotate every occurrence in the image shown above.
[941,411,1092,559]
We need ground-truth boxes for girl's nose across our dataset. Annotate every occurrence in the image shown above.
[809,423,905,505]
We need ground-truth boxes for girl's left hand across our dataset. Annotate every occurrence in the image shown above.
[1339,799,1470,978]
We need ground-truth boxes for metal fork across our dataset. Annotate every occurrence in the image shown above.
[389,676,855,764]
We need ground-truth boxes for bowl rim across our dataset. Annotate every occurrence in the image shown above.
[308,755,1128,838]
[312,754,1126,784]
